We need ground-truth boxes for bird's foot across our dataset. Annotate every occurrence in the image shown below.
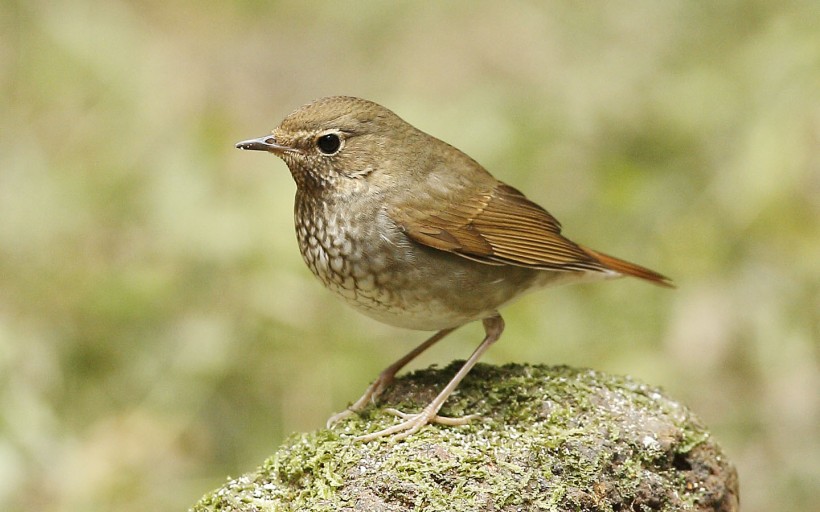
[326,328,458,429]
[353,405,481,442]
[326,374,393,427]
[326,407,356,426]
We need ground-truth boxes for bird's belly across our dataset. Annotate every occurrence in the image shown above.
[296,213,558,330]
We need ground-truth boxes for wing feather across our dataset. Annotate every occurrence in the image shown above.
[387,176,672,286]
[389,181,604,272]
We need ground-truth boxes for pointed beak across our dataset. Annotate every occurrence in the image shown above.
[235,135,296,154]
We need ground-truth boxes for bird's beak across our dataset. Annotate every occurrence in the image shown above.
[235,135,297,154]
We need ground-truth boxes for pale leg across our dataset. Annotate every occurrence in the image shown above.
[327,327,457,427]
[355,314,505,442]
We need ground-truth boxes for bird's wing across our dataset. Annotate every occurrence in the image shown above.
[388,182,606,272]
[389,181,674,287]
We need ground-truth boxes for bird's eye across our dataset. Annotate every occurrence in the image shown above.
[316,133,342,155]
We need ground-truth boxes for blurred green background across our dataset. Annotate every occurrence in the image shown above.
[2,1,818,510]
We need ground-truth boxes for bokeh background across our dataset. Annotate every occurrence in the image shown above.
[2,1,818,510]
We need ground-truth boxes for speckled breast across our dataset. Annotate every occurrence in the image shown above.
[294,195,402,319]
[292,194,549,332]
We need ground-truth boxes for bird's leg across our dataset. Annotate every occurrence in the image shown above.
[354,314,505,442]
[327,327,456,427]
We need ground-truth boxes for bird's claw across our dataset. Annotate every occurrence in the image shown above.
[353,406,481,442]
[326,408,356,428]
[326,376,393,428]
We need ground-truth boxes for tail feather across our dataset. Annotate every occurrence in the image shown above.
[580,245,675,288]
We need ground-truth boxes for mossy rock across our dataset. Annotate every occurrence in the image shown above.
[191,363,738,511]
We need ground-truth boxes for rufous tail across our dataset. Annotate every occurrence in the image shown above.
[580,245,675,288]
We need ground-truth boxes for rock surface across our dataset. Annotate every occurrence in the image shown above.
[191,363,739,511]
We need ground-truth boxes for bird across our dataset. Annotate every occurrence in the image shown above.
[236,96,672,441]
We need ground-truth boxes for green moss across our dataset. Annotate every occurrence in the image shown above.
[191,363,737,511]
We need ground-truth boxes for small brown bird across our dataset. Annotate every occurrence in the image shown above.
[236,96,672,441]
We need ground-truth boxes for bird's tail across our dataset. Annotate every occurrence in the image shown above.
[580,245,675,288]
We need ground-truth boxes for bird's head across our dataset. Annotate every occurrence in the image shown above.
[236,96,425,195]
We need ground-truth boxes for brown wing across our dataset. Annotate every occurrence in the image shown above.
[389,182,674,287]
[389,182,607,273]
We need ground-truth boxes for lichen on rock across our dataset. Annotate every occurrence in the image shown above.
[191,363,738,511]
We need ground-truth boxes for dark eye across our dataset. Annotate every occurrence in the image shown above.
[316,133,342,155]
